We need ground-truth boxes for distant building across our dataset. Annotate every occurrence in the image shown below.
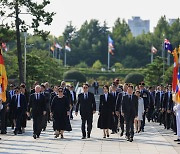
[128,16,150,37]
[169,19,177,25]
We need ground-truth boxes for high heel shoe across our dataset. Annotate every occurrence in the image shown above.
[61,134,64,139]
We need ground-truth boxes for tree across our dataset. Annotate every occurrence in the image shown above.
[144,56,167,86]
[92,60,102,70]
[0,0,55,83]
[124,73,144,85]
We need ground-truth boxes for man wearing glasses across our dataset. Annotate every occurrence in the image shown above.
[75,83,96,139]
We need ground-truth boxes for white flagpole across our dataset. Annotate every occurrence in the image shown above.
[108,50,110,70]
[151,52,153,63]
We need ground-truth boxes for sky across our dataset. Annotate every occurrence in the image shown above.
[40,0,180,37]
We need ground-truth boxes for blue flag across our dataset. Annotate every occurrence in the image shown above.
[108,35,114,55]
[164,39,173,52]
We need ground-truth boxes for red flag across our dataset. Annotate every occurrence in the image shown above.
[172,49,178,92]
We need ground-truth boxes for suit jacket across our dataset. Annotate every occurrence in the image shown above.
[155,91,164,110]
[111,91,119,112]
[28,93,46,117]
[149,92,155,109]
[10,94,27,112]
[76,92,96,118]
[115,92,123,112]
[70,91,76,106]
[99,93,113,113]
[163,92,173,111]
[122,94,138,120]
[140,89,150,110]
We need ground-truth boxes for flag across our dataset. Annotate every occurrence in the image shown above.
[0,47,8,102]
[65,42,71,52]
[1,43,7,52]
[151,46,157,54]
[108,35,114,55]
[54,42,62,49]
[164,39,173,53]
[172,49,178,92]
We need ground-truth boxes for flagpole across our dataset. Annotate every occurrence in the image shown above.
[108,51,110,70]
[162,41,165,83]
[59,49,61,65]
[167,51,170,66]
[151,52,153,63]
[24,32,27,83]
[64,49,67,67]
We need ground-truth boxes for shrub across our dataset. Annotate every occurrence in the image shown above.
[92,60,102,70]
[124,73,144,85]
[63,70,86,83]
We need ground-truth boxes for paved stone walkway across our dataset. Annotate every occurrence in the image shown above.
[0,113,179,154]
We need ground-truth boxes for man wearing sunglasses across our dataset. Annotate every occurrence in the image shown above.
[75,83,96,139]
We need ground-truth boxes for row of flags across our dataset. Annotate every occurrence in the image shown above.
[50,42,71,52]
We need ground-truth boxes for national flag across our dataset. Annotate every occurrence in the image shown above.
[65,42,71,52]
[108,35,114,55]
[0,47,8,102]
[54,42,62,49]
[164,39,173,53]
[1,43,7,52]
[151,46,157,54]
[172,49,178,92]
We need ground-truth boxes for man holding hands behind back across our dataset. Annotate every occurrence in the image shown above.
[75,83,96,139]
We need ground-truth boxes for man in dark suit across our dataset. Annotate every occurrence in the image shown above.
[41,84,50,131]
[155,85,165,125]
[139,82,149,132]
[122,85,138,142]
[111,84,119,134]
[11,86,27,135]
[147,87,155,122]
[69,85,76,120]
[75,83,96,139]
[163,85,173,129]
[116,83,128,137]
[27,85,46,139]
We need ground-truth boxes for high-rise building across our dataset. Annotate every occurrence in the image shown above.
[128,16,150,37]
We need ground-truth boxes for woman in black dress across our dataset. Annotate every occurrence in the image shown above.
[51,87,71,138]
[98,85,113,138]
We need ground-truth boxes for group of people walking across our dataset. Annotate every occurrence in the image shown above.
[0,79,179,144]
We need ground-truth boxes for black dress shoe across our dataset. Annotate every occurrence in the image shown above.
[37,135,40,138]
[126,137,130,141]
[81,137,86,139]
[129,138,133,142]
[120,132,123,137]
[87,134,90,138]
[33,134,37,139]
[14,131,17,135]
[174,139,180,142]
[107,134,109,138]
[177,142,180,144]
[174,133,177,135]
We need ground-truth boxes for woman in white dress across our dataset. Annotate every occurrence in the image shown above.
[134,90,144,133]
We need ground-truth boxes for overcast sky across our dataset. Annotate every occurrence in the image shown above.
[41,0,180,36]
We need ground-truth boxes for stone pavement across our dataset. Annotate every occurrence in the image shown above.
[0,113,179,154]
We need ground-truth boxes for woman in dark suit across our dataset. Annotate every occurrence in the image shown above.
[51,87,71,139]
[98,85,113,138]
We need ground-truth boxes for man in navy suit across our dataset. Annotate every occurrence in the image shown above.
[11,86,27,135]
[75,83,96,139]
